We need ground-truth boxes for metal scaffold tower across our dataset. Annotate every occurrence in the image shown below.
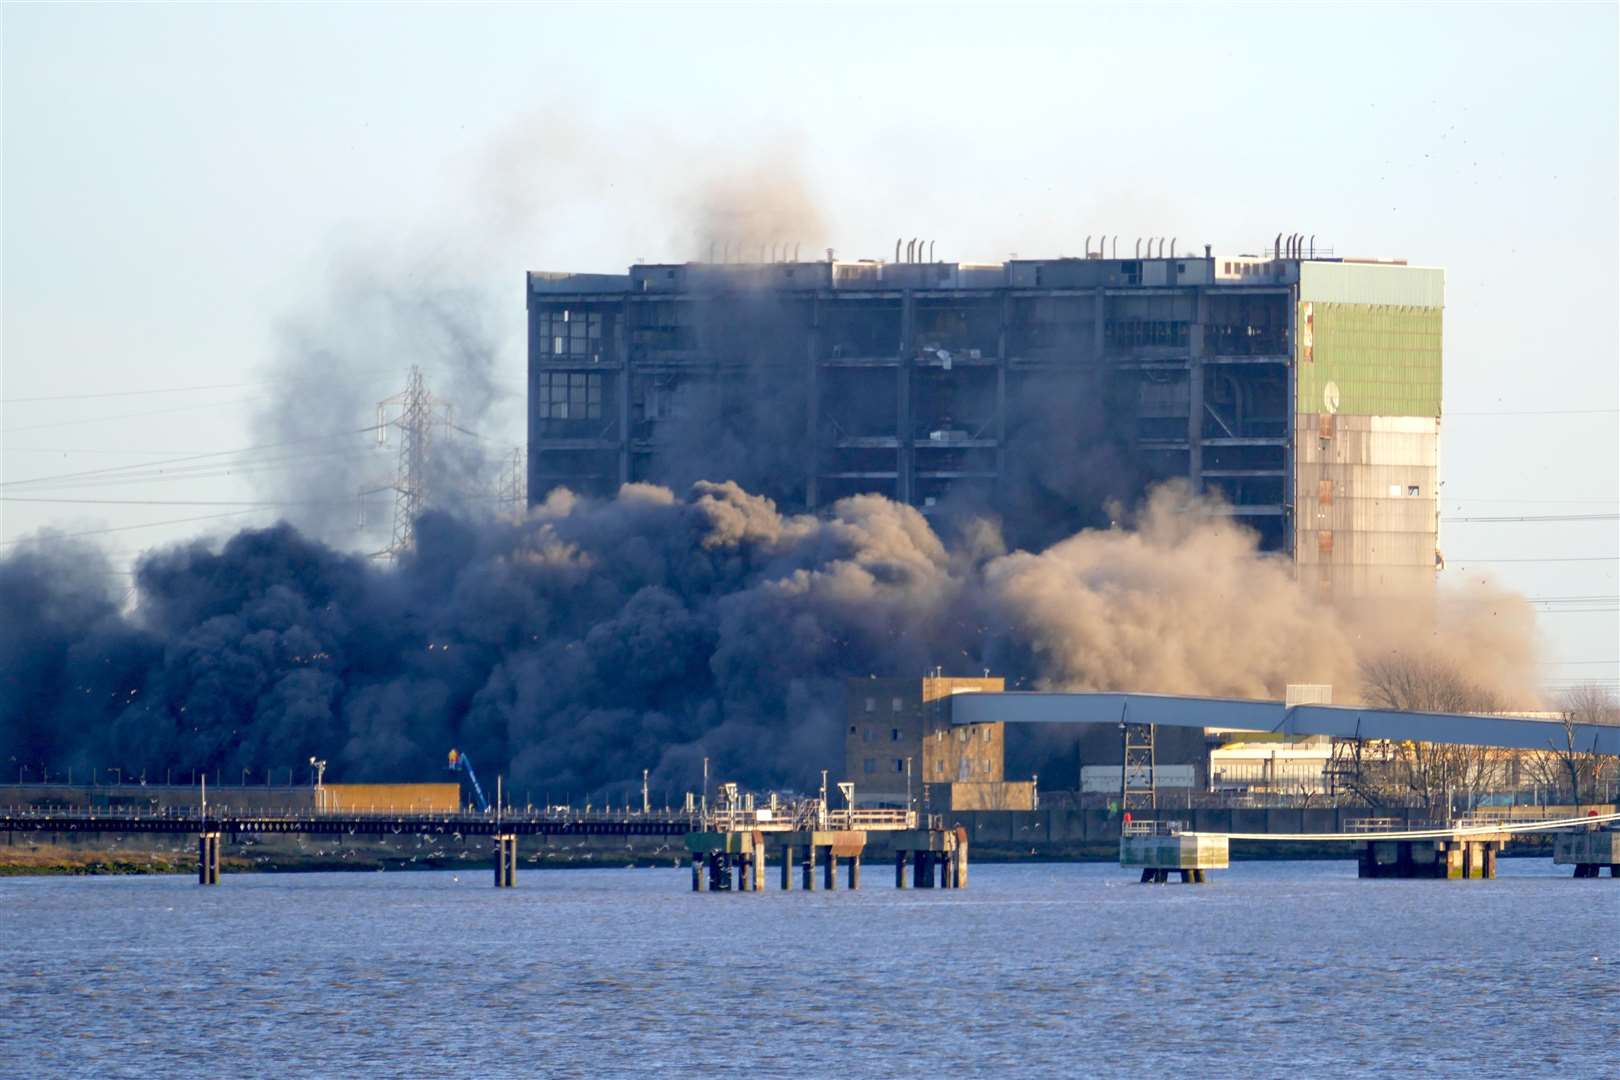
[1120,706,1158,814]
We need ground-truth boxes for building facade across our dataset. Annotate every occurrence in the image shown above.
[528,245,1442,593]
[841,675,1037,810]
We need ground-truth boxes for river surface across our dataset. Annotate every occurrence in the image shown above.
[2,859,1616,1078]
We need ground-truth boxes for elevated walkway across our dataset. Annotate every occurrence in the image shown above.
[952,691,1620,755]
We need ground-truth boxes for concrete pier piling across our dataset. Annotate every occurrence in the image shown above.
[197,832,221,885]
[1357,836,1505,879]
[493,834,518,887]
[1553,829,1620,879]
[681,826,914,895]
[891,828,968,890]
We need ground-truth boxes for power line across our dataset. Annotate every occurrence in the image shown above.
[1,397,259,433]
[0,366,405,405]
[1443,498,1620,505]
[1446,408,1620,416]
[2,447,261,456]
[0,428,381,489]
[1444,513,1619,523]
[6,448,379,494]
[1,497,361,507]
[1450,556,1617,563]
[0,381,257,404]
[0,509,269,547]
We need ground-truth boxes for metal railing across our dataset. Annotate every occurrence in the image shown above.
[1345,818,1404,833]
[697,802,919,834]
[1122,820,1185,837]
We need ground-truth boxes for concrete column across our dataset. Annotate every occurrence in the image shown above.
[898,291,914,505]
[752,851,765,892]
[803,844,817,891]
[1444,842,1464,880]
[955,840,969,888]
[1187,362,1204,495]
[807,299,820,509]
[198,833,220,886]
[780,845,794,890]
[692,854,706,892]
[824,848,838,891]
[1188,290,1208,494]
[848,854,861,890]
[734,856,746,892]
[1093,289,1106,358]
[494,834,517,888]
[938,853,950,889]
[616,297,631,486]
[895,850,908,889]
[914,851,932,889]
[1397,841,1415,878]
[1483,844,1498,880]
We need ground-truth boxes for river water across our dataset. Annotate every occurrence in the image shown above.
[2,859,1615,1078]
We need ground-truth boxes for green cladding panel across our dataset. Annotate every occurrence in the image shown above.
[1297,302,1442,418]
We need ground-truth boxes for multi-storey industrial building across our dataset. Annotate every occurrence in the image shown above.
[528,242,1442,593]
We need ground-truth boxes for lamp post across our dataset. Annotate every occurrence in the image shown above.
[309,757,327,813]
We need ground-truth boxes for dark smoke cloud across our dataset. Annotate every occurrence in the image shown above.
[1,481,1541,799]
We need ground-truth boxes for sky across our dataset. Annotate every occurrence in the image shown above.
[2,2,1617,695]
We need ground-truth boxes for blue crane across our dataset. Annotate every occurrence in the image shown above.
[447,748,489,813]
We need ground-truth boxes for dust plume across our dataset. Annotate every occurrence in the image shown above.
[0,479,1544,798]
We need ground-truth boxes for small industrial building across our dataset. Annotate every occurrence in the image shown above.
[528,241,1443,594]
[843,675,1036,811]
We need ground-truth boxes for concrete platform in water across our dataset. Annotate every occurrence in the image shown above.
[1553,828,1620,879]
[1119,823,1228,884]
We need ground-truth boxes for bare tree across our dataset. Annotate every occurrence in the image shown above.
[1358,653,1506,817]
[1542,684,1620,806]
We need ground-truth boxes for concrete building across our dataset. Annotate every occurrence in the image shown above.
[528,240,1442,593]
[843,675,1035,811]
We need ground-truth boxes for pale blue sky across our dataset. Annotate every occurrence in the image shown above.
[3,2,1616,687]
